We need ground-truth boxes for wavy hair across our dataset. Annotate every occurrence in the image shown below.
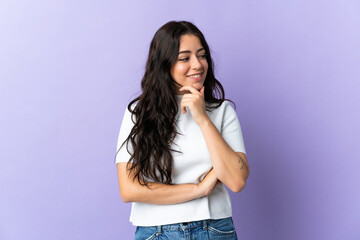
[118,21,229,186]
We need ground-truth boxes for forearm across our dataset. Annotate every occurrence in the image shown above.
[117,163,204,204]
[124,181,201,204]
[199,118,249,192]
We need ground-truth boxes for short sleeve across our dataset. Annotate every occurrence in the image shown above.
[221,101,246,154]
[115,106,135,164]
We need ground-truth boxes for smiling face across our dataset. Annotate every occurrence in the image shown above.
[171,34,208,94]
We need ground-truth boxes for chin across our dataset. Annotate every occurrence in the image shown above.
[192,82,204,90]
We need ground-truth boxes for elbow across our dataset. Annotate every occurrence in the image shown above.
[119,189,134,203]
[120,194,132,203]
[229,180,246,193]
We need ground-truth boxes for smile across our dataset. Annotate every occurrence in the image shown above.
[187,73,202,79]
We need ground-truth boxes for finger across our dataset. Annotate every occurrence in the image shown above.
[181,96,197,108]
[182,92,203,103]
[179,85,200,95]
[182,93,197,100]
[181,97,198,106]
[181,105,187,114]
[198,168,213,181]
[200,86,205,96]
[180,101,188,114]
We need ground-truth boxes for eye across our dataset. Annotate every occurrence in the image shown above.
[198,54,207,59]
[178,57,189,62]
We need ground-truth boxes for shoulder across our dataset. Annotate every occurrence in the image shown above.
[221,100,234,109]
[120,102,138,127]
[206,100,236,115]
[123,101,138,117]
[205,100,238,126]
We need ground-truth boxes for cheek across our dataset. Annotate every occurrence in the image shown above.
[203,61,209,71]
[175,65,188,76]
[203,62,209,77]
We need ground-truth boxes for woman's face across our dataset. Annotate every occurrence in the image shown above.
[171,34,208,94]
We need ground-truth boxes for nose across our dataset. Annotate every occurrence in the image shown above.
[191,56,203,70]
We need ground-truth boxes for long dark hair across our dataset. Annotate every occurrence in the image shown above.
[118,21,228,186]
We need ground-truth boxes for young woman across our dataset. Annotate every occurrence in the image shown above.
[115,20,249,240]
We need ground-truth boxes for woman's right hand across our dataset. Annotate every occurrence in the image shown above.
[197,168,219,197]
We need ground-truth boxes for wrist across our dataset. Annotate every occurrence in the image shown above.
[193,182,205,198]
[198,116,211,129]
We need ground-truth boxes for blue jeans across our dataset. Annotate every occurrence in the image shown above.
[134,217,238,240]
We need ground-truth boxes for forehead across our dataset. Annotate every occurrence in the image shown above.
[178,34,204,51]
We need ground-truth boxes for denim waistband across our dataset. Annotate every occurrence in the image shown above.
[140,217,232,232]
[158,219,207,232]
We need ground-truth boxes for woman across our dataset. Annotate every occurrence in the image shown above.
[115,20,249,240]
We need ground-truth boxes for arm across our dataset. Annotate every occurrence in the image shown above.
[179,86,250,193]
[117,162,218,204]
[198,121,249,192]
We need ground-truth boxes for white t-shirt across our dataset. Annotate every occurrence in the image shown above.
[115,95,246,226]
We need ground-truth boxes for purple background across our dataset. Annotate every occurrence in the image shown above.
[1,1,359,239]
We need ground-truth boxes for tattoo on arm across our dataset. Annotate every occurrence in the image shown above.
[238,156,247,170]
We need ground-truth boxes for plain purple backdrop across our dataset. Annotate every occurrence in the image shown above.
[1,1,359,239]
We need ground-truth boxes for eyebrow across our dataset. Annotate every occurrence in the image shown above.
[178,48,205,55]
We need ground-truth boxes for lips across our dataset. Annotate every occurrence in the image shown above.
[187,73,202,80]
